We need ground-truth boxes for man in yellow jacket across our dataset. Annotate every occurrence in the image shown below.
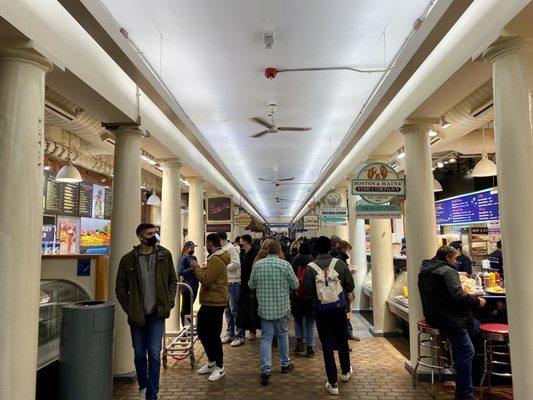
[191,233,230,382]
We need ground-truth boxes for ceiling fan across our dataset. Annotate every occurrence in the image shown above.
[250,103,311,138]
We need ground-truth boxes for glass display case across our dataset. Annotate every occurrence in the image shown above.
[38,280,91,369]
[386,271,409,321]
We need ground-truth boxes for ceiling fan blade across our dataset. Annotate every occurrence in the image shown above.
[278,127,312,131]
[251,130,270,138]
[259,177,275,182]
[252,117,274,129]
[278,177,295,181]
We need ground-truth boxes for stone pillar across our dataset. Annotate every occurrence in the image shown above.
[335,186,350,241]
[0,48,52,400]
[188,178,205,264]
[160,159,182,333]
[484,36,533,399]
[348,191,369,310]
[369,218,396,335]
[401,119,439,368]
[108,127,143,377]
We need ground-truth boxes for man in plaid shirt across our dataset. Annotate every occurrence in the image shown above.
[249,240,299,386]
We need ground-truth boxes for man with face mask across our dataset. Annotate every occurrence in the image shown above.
[178,241,200,325]
[115,223,178,400]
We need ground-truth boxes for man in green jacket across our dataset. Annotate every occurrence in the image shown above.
[115,223,177,400]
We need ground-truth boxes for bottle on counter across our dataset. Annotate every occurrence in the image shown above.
[489,272,496,288]
[475,273,483,289]
[483,272,491,288]
[495,271,501,287]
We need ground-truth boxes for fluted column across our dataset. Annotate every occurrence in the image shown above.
[0,47,52,400]
[484,36,533,399]
[188,178,205,264]
[401,119,438,368]
[160,159,182,333]
[108,127,143,376]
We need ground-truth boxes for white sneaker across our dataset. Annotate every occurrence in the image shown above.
[339,366,353,382]
[197,361,216,375]
[138,388,146,400]
[221,335,233,344]
[208,366,225,381]
[325,382,339,395]
[231,337,245,347]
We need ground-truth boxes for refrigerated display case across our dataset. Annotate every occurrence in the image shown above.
[386,271,409,322]
[38,279,91,370]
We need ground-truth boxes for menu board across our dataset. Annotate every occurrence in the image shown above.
[44,171,61,214]
[436,188,499,226]
[78,182,93,218]
[104,187,113,220]
[92,184,106,219]
[207,196,232,222]
[60,183,80,216]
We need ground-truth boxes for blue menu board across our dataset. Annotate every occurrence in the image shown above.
[436,188,499,225]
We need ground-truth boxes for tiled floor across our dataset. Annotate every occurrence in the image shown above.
[114,314,513,399]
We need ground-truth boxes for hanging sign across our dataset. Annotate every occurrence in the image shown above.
[355,204,402,219]
[303,215,319,230]
[324,192,342,208]
[234,213,252,228]
[319,207,348,217]
[206,224,232,233]
[351,162,404,204]
[207,196,233,222]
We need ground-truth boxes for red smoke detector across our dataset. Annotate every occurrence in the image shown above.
[264,67,278,79]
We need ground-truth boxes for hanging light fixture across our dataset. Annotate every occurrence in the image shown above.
[56,133,82,183]
[441,115,451,129]
[433,178,443,192]
[146,173,161,206]
[472,124,497,177]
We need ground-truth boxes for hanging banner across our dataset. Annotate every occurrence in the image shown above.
[207,196,233,223]
[351,162,404,204]
[303,215,319,230]
[355,204,402,219]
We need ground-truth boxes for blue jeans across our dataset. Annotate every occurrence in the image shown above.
[130,314,164,400]
[294,316,315,347]
[225,282,244,339]
[260,315,290,374]
[439,326,475,398]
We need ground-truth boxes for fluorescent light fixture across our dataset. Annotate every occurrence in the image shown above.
[433,178,443,192]
[396,152,405,159]
[437,162,444,168]
[429,129,438,138]
[441,115,450,129]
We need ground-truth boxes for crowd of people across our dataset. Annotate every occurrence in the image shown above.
[114,223,498,400]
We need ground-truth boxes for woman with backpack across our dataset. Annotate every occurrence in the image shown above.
[290,242,316,357]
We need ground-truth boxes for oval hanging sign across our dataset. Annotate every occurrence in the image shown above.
[324,192,342,208]
[351,162,405,204]
[234,213,252,227]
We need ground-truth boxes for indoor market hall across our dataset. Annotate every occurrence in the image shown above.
[1,0,532,399]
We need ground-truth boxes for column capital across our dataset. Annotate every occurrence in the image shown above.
[399,118,440,135]
[160,158,182,168]
[483,36,533,63]
[0,47,53,72]
[188,176,205,184]
[107,126,145,139]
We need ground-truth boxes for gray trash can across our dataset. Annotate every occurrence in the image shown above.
[59,301,115,400]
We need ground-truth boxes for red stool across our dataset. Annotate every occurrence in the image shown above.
[479,323,512,399]
[413,320,452,399]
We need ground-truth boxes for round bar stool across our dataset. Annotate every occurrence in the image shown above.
[479,323,512,399]
[413,320,452,399]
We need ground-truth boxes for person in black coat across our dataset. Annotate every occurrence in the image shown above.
[418,245,486,400]
[290,242,316,357]
[236,234,260,340]
[449,241,473,276]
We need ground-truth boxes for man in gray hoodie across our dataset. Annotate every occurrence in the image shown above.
[218,232,245,346]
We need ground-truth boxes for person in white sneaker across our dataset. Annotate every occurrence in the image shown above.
[191,233,230,382]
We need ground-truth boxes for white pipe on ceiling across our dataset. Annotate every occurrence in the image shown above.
[293,0,531,223]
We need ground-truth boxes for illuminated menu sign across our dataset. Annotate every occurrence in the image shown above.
[78,182,93,218]
[104,187,113,220]
[44,171,61,214]
[60,183,80,216]
[436,188,499,226]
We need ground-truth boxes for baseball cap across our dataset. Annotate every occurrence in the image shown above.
[184,241,197,248]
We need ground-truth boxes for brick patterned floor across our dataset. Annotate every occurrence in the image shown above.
[113,314,513,399]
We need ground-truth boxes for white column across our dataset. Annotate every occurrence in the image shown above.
[348,191,369,310]
[108,127,143,376]
[335,186,350,240]
[0,48,52,400]
[401,119,438,368]
[369,218,396,335]
[484,36,533,399]
[188,178,205,264]
[160,159,182,333]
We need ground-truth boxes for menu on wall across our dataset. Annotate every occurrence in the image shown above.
[436,188,499,226]
[78,182,93,218]
[92,184,106,219]
[104,187,113,220]
[60,183,80,216]
[44,171,61,214]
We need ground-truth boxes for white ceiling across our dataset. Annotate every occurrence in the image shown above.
[100,0,434,221]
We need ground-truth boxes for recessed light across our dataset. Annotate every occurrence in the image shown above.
[429,129,438,138]
[396,152,405,159]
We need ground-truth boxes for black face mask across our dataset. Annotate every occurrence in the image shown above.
[143,235,158,247]
[188,250,195,256]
